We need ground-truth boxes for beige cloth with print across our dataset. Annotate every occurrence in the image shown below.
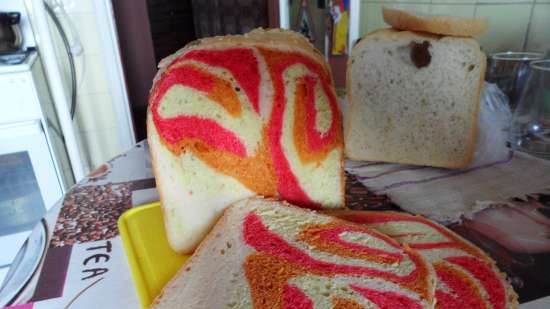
[346,151,550,223]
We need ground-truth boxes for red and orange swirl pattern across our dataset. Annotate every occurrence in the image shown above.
[240,208,435,309]
[332,211,519,309]
[149,42,343,209]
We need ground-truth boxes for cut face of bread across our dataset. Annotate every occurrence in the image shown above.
[330,210,519,309]
[151,198,436,309]
[345,29,485,168]
[382,6,489,37]
[148,28,344,253]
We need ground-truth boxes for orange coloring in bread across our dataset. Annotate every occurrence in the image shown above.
[151,46,345,208]
[242,212,432,308]
[173,136,276,195]
[260,47,342,207]
[331,297,365,309]
[297,222,404,264]
[244,253,304,309]
[331,211,514,309]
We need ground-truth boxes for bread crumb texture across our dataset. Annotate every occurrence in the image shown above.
[150,38,344,209]
[235,202,435,308]
[147,29,345,253]
[346,30,484,168]
[331,210,519,309]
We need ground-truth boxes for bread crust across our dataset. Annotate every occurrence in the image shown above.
[345,29,485,169]
[149,196,247,308]
[383,6,488,37]
[153,28,326,85]
[146,110,180,252]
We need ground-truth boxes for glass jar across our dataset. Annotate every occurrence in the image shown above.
[510,60,550,159]
[486,52,545,111]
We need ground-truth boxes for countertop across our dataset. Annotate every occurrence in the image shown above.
[1,140,549,309]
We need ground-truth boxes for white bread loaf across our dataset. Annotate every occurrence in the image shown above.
[151,198,436,309]
[345,29,486,168]
[147,28,345,254]
[330,210,519,309]
[382,6,488,37]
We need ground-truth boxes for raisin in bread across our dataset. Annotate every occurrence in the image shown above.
[330,211,519,309]
[151,198,436,309]
[147,28,344,253]
[345,29,486,168]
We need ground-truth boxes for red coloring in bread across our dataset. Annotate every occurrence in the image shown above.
[150,65,247,156]
[336,212,488,259]
[242,212,433,307]
[155,116,247,157]
[260,47,340,208]
[175,48,261,113]
[332,211,512,309]
[151,45,344,208]
[283,284,314,309]
[446,256,505,309]
[150,55,277,195]
[294,76,343,165]
[434,262,488,309]
[351,284,425,309]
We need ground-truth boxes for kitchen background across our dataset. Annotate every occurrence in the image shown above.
[0,0,548,290]
[23,0,550,177]
[358,0,549,56]
[55,0,550,175]
[48,0,132,172]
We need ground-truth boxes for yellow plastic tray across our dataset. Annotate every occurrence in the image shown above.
[118,202,190,308]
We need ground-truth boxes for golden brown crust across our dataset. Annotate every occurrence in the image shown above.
[155,28,325,79]
[340,153,346,207]
[149,197,245,308]
[345,29,485,169]
[383,6,488,37]
[146,109,179,253]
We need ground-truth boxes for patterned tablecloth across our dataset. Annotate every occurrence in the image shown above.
[2,141,550,309]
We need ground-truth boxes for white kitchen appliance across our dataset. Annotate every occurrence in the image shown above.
[0,50,68,285]
[0,0,136,288]
[0,0,136,296]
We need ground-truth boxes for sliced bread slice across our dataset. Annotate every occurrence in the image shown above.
[382,6,489,37]
[151,198,436,309]
[330,210,519,309]
[148,28,345,254]
[345,29,486,168]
